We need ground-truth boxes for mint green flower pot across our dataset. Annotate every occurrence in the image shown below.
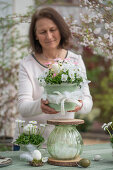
[47,124,83,160]
[45,83,78,112]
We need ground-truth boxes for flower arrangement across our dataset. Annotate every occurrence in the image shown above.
[14,120,47,146]
[38,58,86,87]
[38,58,89,114]
[102,122,113,144]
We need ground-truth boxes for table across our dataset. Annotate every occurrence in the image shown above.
[0,143,113,170]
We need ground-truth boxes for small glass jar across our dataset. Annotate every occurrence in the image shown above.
[47,119,84,160]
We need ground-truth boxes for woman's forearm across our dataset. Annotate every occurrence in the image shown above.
[17,98,42,117]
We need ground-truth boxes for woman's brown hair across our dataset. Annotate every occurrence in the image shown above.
[29,7,71,54]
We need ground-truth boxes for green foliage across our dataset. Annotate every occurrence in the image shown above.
[75,108,100,132]
[14,133,44,145]
[45,69,83,85]
[95,67,113,122]
[0,144,12,151]
[83,47,112,123]
[76,118,92,132]
[110,137,113,143]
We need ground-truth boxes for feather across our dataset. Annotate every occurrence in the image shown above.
[20,153,33,161]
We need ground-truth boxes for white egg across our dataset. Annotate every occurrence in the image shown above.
[93,154,102,161]
[32,150,41,160]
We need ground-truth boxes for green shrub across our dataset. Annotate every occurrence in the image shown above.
[95,66,113,122]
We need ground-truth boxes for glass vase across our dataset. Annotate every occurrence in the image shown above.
[47,124,83,160]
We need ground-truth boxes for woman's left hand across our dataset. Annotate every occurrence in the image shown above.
[67,100,83,112]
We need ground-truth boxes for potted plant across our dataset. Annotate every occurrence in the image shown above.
[102,122,113,147]
[38,58,90,115]
[14,120,47,151]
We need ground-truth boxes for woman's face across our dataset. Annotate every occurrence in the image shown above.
[35,18,61,51]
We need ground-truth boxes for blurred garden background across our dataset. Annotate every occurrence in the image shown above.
[0,0,113,150]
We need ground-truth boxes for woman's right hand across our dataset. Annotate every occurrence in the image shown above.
[41,99,59,114]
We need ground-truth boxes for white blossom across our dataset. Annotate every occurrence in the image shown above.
[42,157,48,163]
[102,123,107,129]
[104,34,109,39]
[105,23,110,29]
[40,124,46,127]
[39,78,46,86]
[108,122,112,126]
[15,119,25,123]
[94,28,101,35]
[43,70,49,78]
[29,121,37,125]
[99,0,103,3]
[51,63,59,74]
[61,74,68,82]
[105,7,112,11]
[103,125,108,131]
[69,71,75,81]
[23,124,37,135]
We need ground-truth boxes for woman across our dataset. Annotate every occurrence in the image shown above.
[17,7,93,141]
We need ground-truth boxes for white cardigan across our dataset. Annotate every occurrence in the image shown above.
[16,50,93,140]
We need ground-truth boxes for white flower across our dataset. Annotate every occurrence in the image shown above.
[105,23,110,29]
[72,19,77,24]
[39,79,46,86]
[51,63,59,74]
[69,71,75,81]
[23,124,33,133]
[103,126,108,131]
[102,123,107,129]
[29,121,37,125]
[108,122,112,127]
[109,34,113,45]
[42,157,48,163]
[32,150,41,160]
[99,0,103,3]
[15,119,25,123]
[43,70,49,78]
[98,37,102,41]
[104,34,109,39]
[40,124,46,127]
[62,63,68,72]
[105,7,112,11]
[61,74,68,82]
[94,28,101,34]
[23,124,37,135]
[62,63,72,72]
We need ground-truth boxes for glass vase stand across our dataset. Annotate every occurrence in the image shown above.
[47,119,84,166]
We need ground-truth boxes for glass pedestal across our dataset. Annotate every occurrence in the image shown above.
[47,119,84,166]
